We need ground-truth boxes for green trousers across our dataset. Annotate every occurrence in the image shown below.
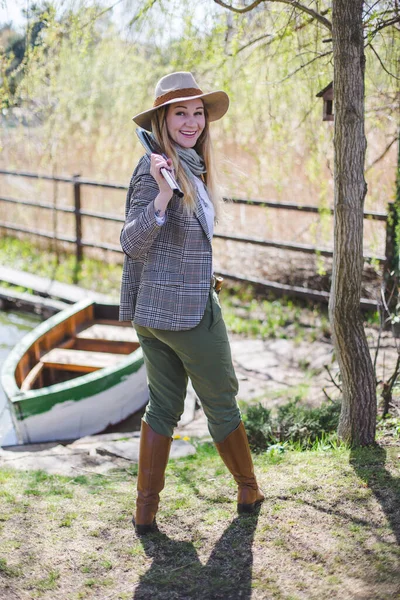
[133,289,241,443]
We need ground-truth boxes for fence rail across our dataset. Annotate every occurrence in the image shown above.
[0,168,394,305]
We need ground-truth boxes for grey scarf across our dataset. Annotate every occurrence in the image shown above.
[148,133,206,178]
[175,145,206,179]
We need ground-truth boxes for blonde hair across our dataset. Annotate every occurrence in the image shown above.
[150,105,222,220]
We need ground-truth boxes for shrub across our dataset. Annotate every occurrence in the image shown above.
[243,399,341,453]
[243,404,277,451]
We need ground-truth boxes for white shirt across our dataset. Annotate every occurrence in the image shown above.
[155,176,215,240]
[194,176,214,239]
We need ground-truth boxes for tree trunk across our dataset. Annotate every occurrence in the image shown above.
[329,0,377,445]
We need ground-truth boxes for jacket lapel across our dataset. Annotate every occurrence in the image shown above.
[195,194,212,245]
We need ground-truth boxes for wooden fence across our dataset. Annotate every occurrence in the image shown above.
[0,168,395,310]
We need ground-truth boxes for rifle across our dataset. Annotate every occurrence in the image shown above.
[136,127,184,198]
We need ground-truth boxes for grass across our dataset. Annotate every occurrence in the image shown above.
[222,284,337,342]
[0,235,123,297]
[1,237,398,597]
[0,442,399,599]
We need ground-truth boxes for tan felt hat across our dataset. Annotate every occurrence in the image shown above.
[132,71,229,131]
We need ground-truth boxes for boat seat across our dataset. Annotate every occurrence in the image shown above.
[77,323,138,343]
[21,363,44,392]
[40,348,123,373]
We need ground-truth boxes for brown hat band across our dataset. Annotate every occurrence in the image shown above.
[153,87,203,108]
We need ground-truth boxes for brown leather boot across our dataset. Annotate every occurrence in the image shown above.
[133,420,172,535]
[215,421,265,514]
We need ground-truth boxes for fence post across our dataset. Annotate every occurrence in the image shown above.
[73,174,82,284]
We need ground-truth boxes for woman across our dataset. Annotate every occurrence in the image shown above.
[120,72,264,535]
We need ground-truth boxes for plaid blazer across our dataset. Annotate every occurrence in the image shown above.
[119,155,212,330]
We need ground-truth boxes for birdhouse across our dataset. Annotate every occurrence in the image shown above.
[316,82,334,122]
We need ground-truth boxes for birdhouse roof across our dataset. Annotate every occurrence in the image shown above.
[316,81,333,97]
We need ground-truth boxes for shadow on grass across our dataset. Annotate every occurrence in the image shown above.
[350,444,400,545]
[134,512,260,600]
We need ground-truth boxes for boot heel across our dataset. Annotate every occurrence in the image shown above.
[132,516,158,536]
[237,502,256,514]
[237,498,263,515]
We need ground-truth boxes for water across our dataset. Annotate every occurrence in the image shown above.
[0,310,42,446]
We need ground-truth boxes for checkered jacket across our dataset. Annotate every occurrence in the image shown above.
[119,155,212,330]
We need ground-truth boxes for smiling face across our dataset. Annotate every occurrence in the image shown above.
[165,98,206,149]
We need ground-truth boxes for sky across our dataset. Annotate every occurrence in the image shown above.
[0,0,221,36]
[0,0,126,31]
[0,0,27,30]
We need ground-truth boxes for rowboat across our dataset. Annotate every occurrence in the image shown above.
[1,299,148,444]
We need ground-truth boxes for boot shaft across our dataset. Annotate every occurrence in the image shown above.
[135,420,172,530]
[215,421,264,510]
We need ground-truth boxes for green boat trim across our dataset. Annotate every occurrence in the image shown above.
[10,353,143,420]
[1,299,144,420]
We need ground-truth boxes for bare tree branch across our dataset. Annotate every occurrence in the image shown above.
[373,290,386,381]
[214,0,267,14]
[128,0,159,26]
[232,32,274,55]
[322,387,336,402]
[380,283,400,354]
[213,0,332,31]
[324,365,342,393]
[367,42,400,80]
[232,7,331,56]
[294,98,319,129]
[231,5,295,56]
[80,0,126,29]
[366,136,398,172]
[266,49,332,84]
[381,354,400,416]
[363,1,384,19]
[366,15,400,37]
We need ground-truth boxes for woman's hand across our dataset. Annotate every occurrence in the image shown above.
[150,153,174,199]
[150,153,175,219]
